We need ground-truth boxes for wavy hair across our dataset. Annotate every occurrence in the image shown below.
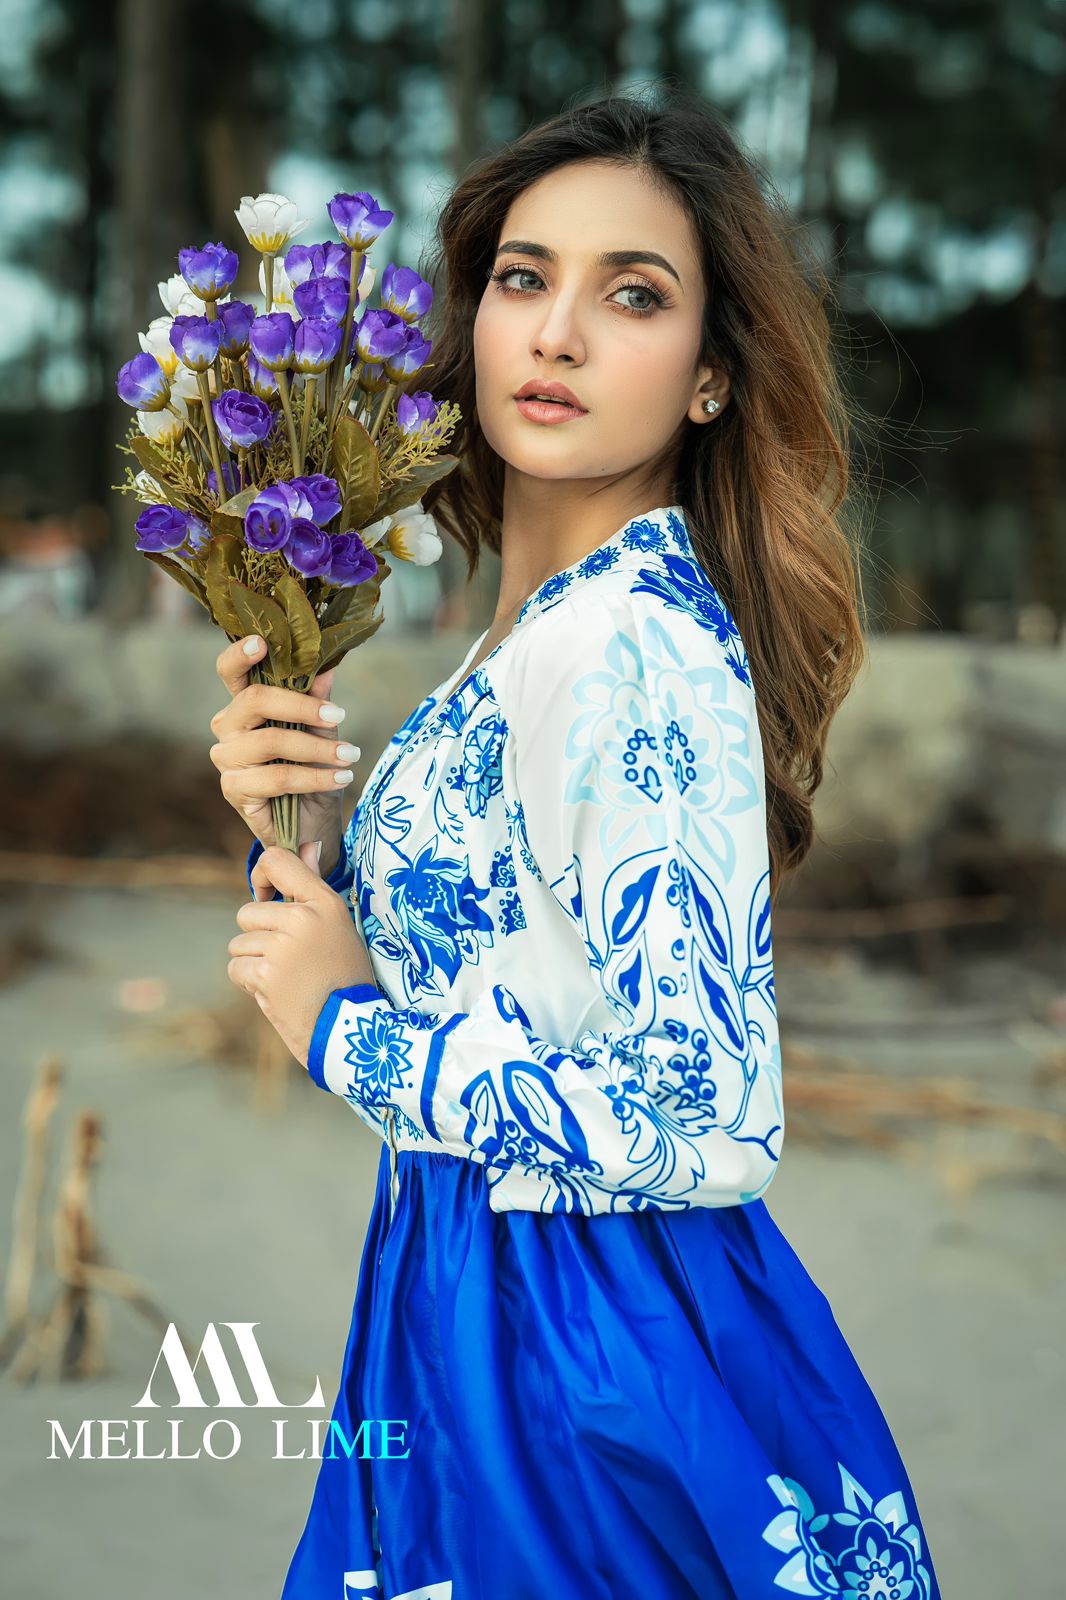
[417,86,871,905]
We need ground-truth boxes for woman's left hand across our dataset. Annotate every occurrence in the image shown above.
[228,842,378,1069]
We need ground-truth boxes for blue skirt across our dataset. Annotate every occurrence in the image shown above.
[281,1148,942,1600]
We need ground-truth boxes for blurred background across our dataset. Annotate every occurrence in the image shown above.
[1,2,1064,1596]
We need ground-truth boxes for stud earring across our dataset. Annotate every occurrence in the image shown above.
[702,398,720,415]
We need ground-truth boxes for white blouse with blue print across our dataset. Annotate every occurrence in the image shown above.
[249,503,784,1216]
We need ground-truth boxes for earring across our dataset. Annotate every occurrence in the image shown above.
[702,398,720,415]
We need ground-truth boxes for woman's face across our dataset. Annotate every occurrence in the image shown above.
[472,160,725,490]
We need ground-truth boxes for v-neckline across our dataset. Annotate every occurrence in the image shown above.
[437,625,491,706]
[432,502,689,710]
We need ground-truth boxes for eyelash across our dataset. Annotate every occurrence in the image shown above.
[488,264,671,317]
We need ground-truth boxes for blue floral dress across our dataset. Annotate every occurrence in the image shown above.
[248,503,942,1600]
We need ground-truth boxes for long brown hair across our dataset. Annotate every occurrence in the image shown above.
[417,86,871,905]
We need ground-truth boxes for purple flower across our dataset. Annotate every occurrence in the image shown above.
[284,241,353,285]
[135,505,192,552]
[327,532,377,587]
[293,316,343,375]
[396,390,439,435]
[292,275,350,322]
[244,484,313,552]
[327,191,393,251]
[354,354,389,392]
[247,352,279,399]
[117,352,170,410]
[212,389,275,449]
[244,496,291,553]
[383,325,432,382]
[379,263,433,322]
[207,461,247,500]
[258,480,315,521]
[249,311,296,372]
[352,308,408,366]
[288,474,341,526]
[285,517,334,578]
[216,299,257,357]
[184,514,211,555]
[170,314,222,372]
[178,242,240,301]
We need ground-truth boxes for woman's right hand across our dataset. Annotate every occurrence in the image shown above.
[209,633,361,858]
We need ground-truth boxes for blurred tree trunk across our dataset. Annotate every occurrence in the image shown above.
[1020,63,1063,641]
[438,0,490,631]
[101,0,189,623]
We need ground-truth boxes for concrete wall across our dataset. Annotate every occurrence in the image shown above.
[4,617,1064,859]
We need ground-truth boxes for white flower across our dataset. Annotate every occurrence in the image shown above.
[133,469,165,500]
[139,315,180,376]
[258,255,296,314]
[169,367,201,403]
[138,396,187,445]
[235,192,309,255]
[358,512,391,549]
[356,263,376,307]
[158,274,203,318]
[385,505,442,566]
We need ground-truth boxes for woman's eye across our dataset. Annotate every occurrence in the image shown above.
[612,283,660,313]
[490,266,666,316]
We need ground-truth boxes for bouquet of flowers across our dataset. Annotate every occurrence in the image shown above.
[112,188,459,858]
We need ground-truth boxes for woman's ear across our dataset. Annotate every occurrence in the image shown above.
[689,366,730,425]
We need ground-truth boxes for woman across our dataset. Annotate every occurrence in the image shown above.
[216,92,942,1600]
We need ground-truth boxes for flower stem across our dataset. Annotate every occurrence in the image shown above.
[326,250,364,435]
[369,381,395,442]
[274,368,302,473]
[164,400,210,460]
[264,255,275,315]
[195,371,225,489]
[299,376,317,469]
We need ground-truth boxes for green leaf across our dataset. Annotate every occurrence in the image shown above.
[209,509,246,540]
[227,581,293,678]
[316,571,388,673]
[205,536,246,634]
[274,574,321,677]
[333,415,381,531]
[218,484,262,519]
[130,436,173,483]
[318,605,385,676]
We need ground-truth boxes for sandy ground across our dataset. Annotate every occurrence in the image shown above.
[0,877,1063,1598]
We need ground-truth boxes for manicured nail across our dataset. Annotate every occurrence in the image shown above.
[333,769,354,784]
[335,742,361,762]
[243,636,261,656]
[314,840,323,862]
[319,702,345,724]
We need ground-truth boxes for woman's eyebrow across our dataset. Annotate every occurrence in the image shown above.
[494,239,682,286]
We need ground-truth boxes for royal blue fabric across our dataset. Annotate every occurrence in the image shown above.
[281,1145,942,1599]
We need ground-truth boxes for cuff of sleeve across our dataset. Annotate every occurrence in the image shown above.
[246,835,351,901]
[307,983,391,1092]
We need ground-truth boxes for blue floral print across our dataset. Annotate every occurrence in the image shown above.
[299,503,783,1216]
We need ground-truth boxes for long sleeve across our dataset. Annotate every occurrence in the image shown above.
[306,583,784,1214]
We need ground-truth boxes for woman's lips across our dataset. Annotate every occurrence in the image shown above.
[514,396,588,424]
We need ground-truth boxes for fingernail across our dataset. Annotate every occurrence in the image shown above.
[319,702,345,724]
[243,636,261,656]
[335,742,361,762]
[333,769,354,784]
[315,840,323,862]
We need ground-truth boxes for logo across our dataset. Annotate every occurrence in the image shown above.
[45,1322,410,1462]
